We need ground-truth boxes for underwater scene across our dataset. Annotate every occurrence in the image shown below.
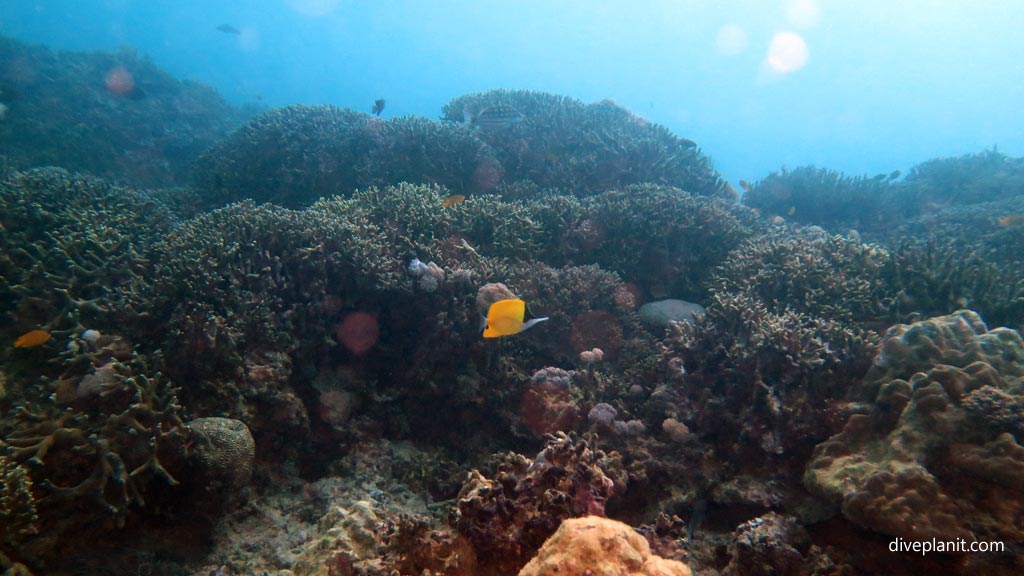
[1,2,1023,575]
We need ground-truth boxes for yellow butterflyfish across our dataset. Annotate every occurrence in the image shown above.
[14,329,51,348]
[482,299,548,338]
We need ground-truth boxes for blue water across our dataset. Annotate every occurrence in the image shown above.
[2,1,1023,185]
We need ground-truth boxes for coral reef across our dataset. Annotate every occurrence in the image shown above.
[743,166,897,231]
[665,290,877,463]
[805,311,1024,555]
[442,89,732,200]
[713,229,891,324]
[722,513,843,576]
[5,38,1024,576]
[454,432,625,575]
[881,238,1024,328]
[897,148,1024,210]
[0,36,249,187]
[574,184,756,299]
[0,335,189,569]
[0,168,176,349]
[518,515,692,576]
[129,199,400,435]
[192,105,501,209]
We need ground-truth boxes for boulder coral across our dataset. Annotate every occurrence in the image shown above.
[518,516,691,576]
[805,310,1024,549]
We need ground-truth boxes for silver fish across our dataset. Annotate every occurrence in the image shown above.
[464,105,523,130]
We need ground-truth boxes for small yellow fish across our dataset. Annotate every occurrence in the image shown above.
[14,329,51,348]
[739,180,752,193]
[787,206,797,216]
[442,194,466,207]
[998,214,1024,226]
[482,299,549,338]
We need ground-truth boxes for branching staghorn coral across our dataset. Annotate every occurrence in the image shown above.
[0,168,174,341]
[192,105,501,209]
[442,89,731,199]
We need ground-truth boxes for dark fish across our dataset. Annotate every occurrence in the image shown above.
[372,98,385,116]
[217,24,241,35]
[464,105,523,130]
[687,498,707,540]
[889,169,901,180]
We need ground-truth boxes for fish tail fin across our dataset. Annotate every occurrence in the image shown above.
[519,317,549,333]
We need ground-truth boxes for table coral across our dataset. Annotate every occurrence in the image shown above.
[517,516,691,576]
[805,310,1024,548]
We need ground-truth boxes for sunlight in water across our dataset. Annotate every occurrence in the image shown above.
[285,0,341,17]
[716,23,748,56]
[766,31,809,73]
[786,0,822,29]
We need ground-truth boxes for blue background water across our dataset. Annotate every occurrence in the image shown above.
[2,0,1022,184]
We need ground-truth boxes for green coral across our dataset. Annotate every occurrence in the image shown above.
[350,182,543,260]
[898,148,1024,209]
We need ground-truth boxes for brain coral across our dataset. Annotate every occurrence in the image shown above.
[187,417,255,490]
[518,516,691,576]
[805,310,1024,546]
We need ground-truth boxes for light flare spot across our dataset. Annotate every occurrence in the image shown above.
[104,66,135,95]
[335,311,379,355]
[766,31,809,73]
